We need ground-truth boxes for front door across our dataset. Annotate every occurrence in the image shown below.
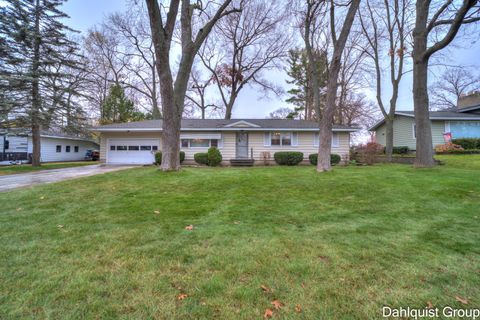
[236,132,248,158]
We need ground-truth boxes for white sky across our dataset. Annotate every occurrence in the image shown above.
[63,0,480,119]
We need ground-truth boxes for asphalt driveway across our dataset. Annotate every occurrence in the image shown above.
[0,165,134,192]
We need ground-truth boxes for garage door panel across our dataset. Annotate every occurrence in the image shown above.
[107,139,159,164]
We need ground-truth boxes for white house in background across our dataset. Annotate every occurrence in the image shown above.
[92,119,358,165]
[0,130,99,163]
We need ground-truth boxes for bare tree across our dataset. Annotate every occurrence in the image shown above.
[199,0,289,119]
[412,0,480,167]
[108,10,162,118]
[145,0,239,171]
[430,67,480,110]
[185,67,219,119]
[317,0,361,172]
[359,0,412,161]
[268,107,297,119]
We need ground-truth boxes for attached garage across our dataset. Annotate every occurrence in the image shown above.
[107,139,159,164]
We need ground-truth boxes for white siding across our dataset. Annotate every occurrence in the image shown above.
[27,137,99,162]
[0,135,28,152]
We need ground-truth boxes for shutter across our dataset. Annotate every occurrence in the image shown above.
[332,133,339,148]
[218,134,223,148]
[264,132,271,146]
[314,132,319,146]
[292,132,298,146]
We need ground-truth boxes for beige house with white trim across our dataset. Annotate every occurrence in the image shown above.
[93,119,358,165]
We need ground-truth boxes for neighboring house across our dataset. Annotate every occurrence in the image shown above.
[370,92,480,150]
[0,130,99,162]
[92,119,358,165]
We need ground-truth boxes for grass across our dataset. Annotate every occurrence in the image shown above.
[0,161,99,176]
[1,156,480,319]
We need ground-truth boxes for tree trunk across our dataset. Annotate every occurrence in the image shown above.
[224,96,236,120]
[317,0,360,172]
[412,2,435,167]
[31,0,41,167]
[412,59,435,167]
[385,117,394,161]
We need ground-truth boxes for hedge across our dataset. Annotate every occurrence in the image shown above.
[392,146,409,154]
[194,153,208,165]
[451,138,480,150]
[308,153,341,166]
[273,152,304,165]
[207,147,222,166]
[155,151,185,165]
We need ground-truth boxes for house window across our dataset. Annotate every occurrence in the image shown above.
[128,146,140,151]
[74,146,79,152]
[116,146,127,151]
[190,139,210,148]
[152,146,158,151]
[110,145,115,151]
[66,146,71,152]
[181,139,220,148]
[56,145,61,152]
[271,132,291,146]
[140,146,152,151]
[4,140,9,150]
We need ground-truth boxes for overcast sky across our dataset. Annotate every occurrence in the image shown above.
[63,0,480,119]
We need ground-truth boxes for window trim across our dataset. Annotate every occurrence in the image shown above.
[74,146,79,153]
[313,133,340,148]
[269,132,294,147]
[180,138,222,149]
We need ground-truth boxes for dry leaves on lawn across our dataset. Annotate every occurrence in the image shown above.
[427,301,434,309]
[271,300,284,310]
[295,304,302,313]
[263,308,274,318]
[261,285,273,294]
[455,296,469,305]
[177,293,188,300]
[185,225,193,230]
[40,196,45,200]
[154,210,160,214]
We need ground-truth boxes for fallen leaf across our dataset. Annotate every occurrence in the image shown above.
[154,210,160,214]
[185,225,193,230]
[263,308,273,318]
[40,196,45,200]
[57,225,64,228]
[233,221,240,225]
[271,300,284,310]
[318,255,330,262]
[301,283,306,288]
[295,304,302,313]
[16,208,22,212]
[455,296,469,305]
[177,293,188,300]
[261,285,272,293]
[427,301,434,309]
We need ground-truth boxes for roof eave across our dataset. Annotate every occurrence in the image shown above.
[92,127,359,132]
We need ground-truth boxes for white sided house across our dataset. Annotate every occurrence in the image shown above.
[0,131,99,163]
[93,119,358,165]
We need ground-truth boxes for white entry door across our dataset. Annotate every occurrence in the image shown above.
[107,139,159,164]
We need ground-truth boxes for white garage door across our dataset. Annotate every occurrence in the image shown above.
[107,139,159,164]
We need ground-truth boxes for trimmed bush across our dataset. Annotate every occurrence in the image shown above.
[309,153,341,166]
[194,152,208,165]
[155,151,185,165]
[392,146,409,154]
[274,152,304,165]
[452,138,480,150]
[207,147,222,166]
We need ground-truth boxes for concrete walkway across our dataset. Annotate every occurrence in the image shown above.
[0,165,134,192]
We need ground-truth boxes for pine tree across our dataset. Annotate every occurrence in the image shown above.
[285,48,328,120]
[101,84,148,124]
[0,0,82,166]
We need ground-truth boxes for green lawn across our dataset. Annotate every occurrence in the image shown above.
[1,156,479,319]
[0,161,99,176]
